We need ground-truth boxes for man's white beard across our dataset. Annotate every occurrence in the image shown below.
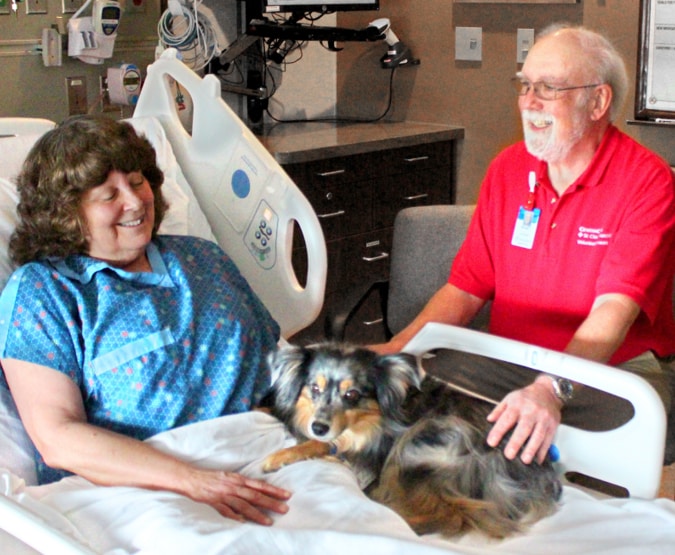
[522,109,587,163]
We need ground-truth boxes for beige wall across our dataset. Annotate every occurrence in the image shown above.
[337,1,675,203]
[0,1,334,123]
[0,0,161,121]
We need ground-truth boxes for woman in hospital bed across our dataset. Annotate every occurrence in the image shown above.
[0,115,291,526]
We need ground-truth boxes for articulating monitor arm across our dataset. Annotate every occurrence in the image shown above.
[246,17,417,67]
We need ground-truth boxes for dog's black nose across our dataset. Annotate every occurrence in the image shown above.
[311,421,330,436]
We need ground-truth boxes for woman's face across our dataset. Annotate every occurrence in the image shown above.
[80,170,155,270]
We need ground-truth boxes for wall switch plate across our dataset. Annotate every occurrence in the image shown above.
[455,27,482,62]
[66,76,88,116]
[517,28,535,64]
[26,0,48,14]
[61,0,84,14]
[42,28,63,67]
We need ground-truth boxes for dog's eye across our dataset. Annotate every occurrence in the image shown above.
[310,384,321,397]
[343,389,361,403]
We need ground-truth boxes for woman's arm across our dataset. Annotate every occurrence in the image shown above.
[3,358,290,525]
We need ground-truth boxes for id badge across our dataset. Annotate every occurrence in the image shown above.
[511,206,541,249]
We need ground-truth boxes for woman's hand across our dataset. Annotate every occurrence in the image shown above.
[486,376,562,465]
[4,358,291,526]
[184,469,291,525]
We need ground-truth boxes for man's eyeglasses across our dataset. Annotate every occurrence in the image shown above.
[512,78,602,101]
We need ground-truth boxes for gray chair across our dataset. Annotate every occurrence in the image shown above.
[386,204,489,335]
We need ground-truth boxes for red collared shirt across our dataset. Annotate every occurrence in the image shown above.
[450,125,675,364]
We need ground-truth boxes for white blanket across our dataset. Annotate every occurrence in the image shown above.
[6,412,675,555]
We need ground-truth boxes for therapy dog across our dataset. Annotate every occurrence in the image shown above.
[262,342,561,538]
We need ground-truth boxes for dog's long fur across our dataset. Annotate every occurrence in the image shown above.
[262,342,562,538]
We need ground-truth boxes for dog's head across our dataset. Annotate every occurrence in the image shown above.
[267,342,421,442]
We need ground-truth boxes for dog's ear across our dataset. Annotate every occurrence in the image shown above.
[267,344,310,419]
[373,352,421,422]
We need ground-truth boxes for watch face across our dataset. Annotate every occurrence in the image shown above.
[557,378,574,402]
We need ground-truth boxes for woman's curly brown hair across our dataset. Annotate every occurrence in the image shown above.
[9,116,168,265]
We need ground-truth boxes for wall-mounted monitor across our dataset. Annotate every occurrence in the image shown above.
[264,0,379,14]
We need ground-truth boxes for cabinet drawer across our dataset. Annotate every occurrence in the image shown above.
[381,141,453,174]
[341,290,388,344]
[301,180,372,241]
[372,166,452,229]
[287,152,378,187]
[341,229,392,289]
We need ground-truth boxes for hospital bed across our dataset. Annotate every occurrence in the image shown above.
[0,49,674,554]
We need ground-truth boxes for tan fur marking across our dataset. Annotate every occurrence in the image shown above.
[315,375,326,391]
[339,379,354,395]
[293,387,316,437]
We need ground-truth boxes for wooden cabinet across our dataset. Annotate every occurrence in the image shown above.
[283,139,457,344]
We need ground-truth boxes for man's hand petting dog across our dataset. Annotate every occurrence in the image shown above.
[261,341,561,538]
[487,376,563,465]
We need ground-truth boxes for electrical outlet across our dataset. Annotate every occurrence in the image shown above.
[0,0,11,16]
[61,0,84,14]
[99,74,117,112]
[517,28,535,64]
[26,0,48,15]
[455,27,482,62]
[66,76,88,116]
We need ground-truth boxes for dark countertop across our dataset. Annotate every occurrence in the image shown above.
[256,120,465,165]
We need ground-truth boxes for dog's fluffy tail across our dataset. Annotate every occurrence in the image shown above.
[370,415,561,538]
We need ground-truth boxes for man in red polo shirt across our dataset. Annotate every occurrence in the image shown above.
[373,24,675,466]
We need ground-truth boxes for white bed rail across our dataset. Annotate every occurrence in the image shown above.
[134,49,327,339]
[403,323,666,499]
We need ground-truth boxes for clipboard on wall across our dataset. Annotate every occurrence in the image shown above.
[635,0,675,121]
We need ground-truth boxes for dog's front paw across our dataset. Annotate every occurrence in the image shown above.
[262,449,300,472]
[262,441,332,472]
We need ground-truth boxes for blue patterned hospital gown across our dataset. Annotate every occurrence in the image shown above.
[0,235,280,484]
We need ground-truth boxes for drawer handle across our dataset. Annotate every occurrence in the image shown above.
[362,318,384,326]
[404,193,429,201]
[317,210,346,219]
[404,155,430,163]
[362,252,389,262]
[316,169,346,177]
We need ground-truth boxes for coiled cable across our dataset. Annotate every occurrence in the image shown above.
[157,0,218,71]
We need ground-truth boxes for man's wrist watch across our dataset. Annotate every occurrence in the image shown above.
[547,375,574,405]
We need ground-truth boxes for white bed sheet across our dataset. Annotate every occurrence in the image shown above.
[4,411,674,555]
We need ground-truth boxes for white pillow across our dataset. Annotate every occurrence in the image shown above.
[0,178,18,291]
[0,179,35,484]
[0,386,37,484]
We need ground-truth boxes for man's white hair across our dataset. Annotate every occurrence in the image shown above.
[537,23,629,122]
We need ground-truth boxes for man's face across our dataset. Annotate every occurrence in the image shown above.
[518,32,596,164]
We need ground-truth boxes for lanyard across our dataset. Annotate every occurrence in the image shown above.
[512,171,541,249]
[524,171,537,210]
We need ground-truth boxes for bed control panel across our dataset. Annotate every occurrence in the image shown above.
[218,141,266,234]
[244,200,278,269]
